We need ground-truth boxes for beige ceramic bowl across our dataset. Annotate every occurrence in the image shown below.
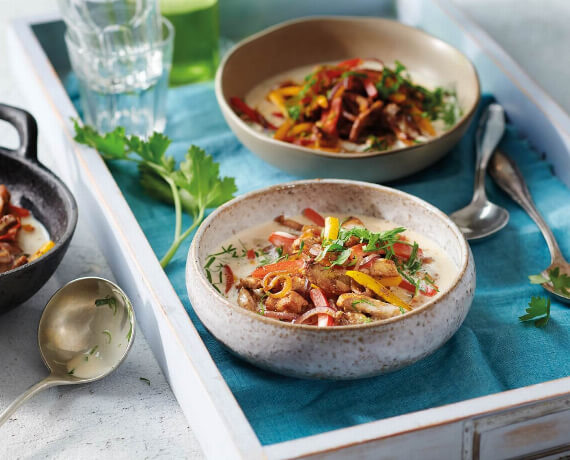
[215,16,480,182]
[186,180,475,380]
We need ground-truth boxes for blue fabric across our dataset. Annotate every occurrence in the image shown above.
[72,81,570,445]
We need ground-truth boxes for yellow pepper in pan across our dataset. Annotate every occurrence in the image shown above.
[346,270,412,311]
[29,240,55,262]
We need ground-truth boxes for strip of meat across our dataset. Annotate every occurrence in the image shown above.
[338,311,373,325]
[0,185,10,216]
[237,287,257,312]
[304,263,352,296]
[0,214,17,235]
[274,291,308,314]
[11,255,28,269]
[368,258,399,278]
[0,247,11,264]
[238,276,262,290]
[341,216,365,229]
[348,100,384,142]
[336,293,402,319]
[274,215,304,231]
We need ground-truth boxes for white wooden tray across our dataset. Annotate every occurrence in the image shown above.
[7,1,570,458]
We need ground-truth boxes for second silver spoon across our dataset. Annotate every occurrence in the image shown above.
[450,103,509,240]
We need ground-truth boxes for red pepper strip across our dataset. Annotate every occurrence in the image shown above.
[271,111,284,118]
[393,242,423,260]
[230,97,277,130]
[399,279,438,297]
[320,96,343,135]
[351,243,385,260]
[309,287,335,327]
[268,231,296,253]
[223,264,235,294]
[337,57,363,69]
[252,259,305,279]
[323,69,344,80]
[0,218,20,241]
[8,204,30,217]
[247,249,256,260]
[363,79,378,99]
[302,208,325,227]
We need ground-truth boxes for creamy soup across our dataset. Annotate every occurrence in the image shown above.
[204,211,457,326]
[17,215,50,255]
[1,183,53,273]
[234,59,461,153]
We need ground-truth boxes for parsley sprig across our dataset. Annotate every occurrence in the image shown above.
[529,267,570,297]
[519,296,551,327]
[73,121,237,267]
[519,268,569,327]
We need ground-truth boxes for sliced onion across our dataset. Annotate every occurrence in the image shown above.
[294,306,337,325]
[309,245,321,257]
[271,231,296,239]
[261,310,298,322]
[357,254,379,270]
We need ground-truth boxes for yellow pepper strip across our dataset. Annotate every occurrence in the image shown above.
[275,86,301,97]
[417,116,436,136]
[274,119,293,140]
[389,93,406,103]
[289,122,313,136]
[323,216,339,241]
[29,240,55,262]
[316,95,328,109]
[311,143,340,153]
[346,271,412,311]
[262,273,293,298]
[378,275,403,287]
[268,90,287,116]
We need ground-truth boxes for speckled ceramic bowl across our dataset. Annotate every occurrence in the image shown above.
[186,180,475,379]
[215,16,480,182]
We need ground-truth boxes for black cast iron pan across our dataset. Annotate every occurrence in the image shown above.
[0,103,78,313]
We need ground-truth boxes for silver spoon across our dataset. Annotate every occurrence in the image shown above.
[489,150,570,303]
[0,277,136,427]
[450,103,510,240]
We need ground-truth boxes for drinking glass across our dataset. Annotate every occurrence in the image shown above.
[65,16,174,137]
[159,0,219,86]
[58,0,162,52]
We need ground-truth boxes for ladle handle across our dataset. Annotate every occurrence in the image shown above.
[473,104,505,202]
[489,150,564,265]
[0,375,65,428]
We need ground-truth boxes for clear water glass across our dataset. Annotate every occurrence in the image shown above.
[65,17,174,137]
[58,0,162,52]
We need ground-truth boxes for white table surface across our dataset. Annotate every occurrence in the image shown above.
[0,1,568,459]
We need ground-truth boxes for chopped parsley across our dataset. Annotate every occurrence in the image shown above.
[95,296,117,315]
[139,377,151,386]
[364,136,389,152]
[287,104,301,121]
[102,329,112,344]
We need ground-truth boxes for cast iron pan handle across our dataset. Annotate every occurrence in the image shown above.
[0,103,38,162]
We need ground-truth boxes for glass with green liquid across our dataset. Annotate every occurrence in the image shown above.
[159,0,219,85]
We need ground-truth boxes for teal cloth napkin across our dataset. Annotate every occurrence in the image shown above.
[78,82,570,446]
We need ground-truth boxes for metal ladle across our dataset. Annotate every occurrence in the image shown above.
[450,103,510,240]
[490,150,570,303]
[0,277,136,426]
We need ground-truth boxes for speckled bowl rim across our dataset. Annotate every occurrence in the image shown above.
[215,16,481,160]
[188,179,470,331]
